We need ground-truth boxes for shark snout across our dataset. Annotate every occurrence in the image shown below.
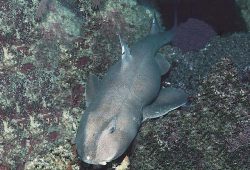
[82,155,96,164]
[82,155,108,165]
[81,140,120,165]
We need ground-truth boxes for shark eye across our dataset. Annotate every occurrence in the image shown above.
[106,117,117,134]
[109,126,115,134]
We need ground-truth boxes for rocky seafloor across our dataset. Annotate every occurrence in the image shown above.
[0,0,249,169]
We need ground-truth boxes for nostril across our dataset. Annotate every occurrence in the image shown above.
[109,126,115,133]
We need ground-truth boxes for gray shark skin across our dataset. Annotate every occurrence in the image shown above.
[75,14,187,165]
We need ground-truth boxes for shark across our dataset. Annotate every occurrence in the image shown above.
[75,12,187,165]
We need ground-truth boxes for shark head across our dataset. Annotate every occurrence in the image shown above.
[75,107,136,165]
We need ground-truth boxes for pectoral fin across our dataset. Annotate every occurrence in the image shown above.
[142,87,188,121]
[86,73,100,106]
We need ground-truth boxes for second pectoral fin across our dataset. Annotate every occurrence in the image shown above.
[142,87,188,121]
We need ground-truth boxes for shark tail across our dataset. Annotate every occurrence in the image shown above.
[149,0,178,52]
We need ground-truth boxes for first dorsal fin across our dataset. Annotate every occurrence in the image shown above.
[150,12,161,34]
[118,34,132,67]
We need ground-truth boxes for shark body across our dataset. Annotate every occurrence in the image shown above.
[75,13,187,165]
